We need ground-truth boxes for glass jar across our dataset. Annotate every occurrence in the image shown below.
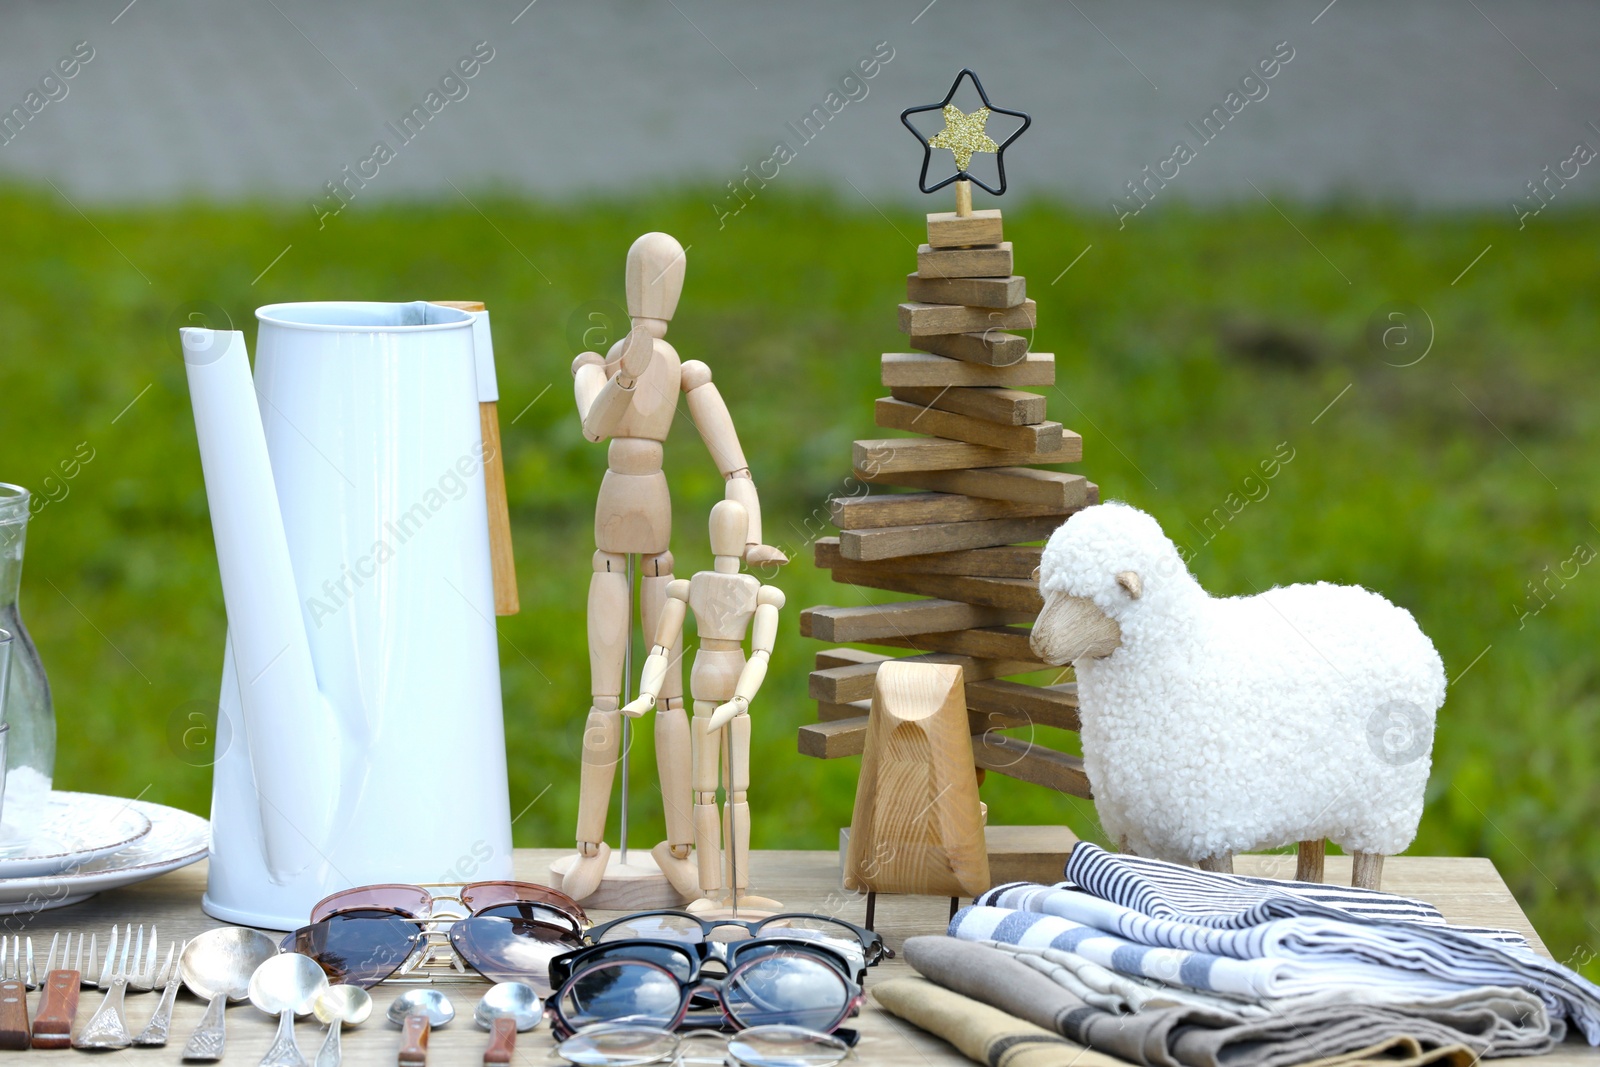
[0,484,54,836]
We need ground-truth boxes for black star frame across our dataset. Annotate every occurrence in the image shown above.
[900,68,1032,196]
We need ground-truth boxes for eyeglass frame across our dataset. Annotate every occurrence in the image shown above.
[286,911,586,988]
[554,1022,858,1066]
[583,911,890,964]
[310,879,589,927]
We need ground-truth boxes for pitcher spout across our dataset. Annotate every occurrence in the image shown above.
[180,327,338,881]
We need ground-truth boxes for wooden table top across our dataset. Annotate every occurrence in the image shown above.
[4,849,1596,1065]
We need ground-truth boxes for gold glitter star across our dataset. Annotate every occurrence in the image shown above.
[927,104,999,172]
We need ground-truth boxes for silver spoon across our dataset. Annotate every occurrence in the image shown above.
[387,988,454,1067]
[248,953,327,1067]
[179,928,279,1062]
[474,982,542,1065]
[311,984,371,1067]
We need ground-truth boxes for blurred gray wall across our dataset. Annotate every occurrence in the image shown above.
[0,0,1596,210]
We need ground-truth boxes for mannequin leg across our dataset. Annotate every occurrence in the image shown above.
[690,702,722,900]
[722,713,780,910]
[640,552,696,897]
[565,550,629,899]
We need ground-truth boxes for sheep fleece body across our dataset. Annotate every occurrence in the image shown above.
[1046,504,1445,862]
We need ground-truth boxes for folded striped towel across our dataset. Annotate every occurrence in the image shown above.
[967,844,1600,1044]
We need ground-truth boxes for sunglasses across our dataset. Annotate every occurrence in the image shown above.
[549,938,865,996]
[584,911,889,971]
[309,880,588,926]
[550,950,864,1040]
[287,912,585,990]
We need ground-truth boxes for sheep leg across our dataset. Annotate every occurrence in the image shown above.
[1351,851,1385,890]
[1296,839,1326,882]
[1197,854,1234,874]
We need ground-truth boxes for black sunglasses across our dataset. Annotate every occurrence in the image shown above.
[549,936,865,994]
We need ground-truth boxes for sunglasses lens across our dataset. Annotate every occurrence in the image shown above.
[290,916,417,988]
[451,916,579,989]
[475,901,583,934]
[751,918,869,968]
[555,1024,680,1067]
[728,1025,850,1067]
[595,913,706,945]
[558,961,684,1032]
[310,885,432,924]
[724,955,851,1032]
[464,881,587,921]
[577,944,697,984]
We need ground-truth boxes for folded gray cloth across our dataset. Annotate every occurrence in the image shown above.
[905,937,1560,1067]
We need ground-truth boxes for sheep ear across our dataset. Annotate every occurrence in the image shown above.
[1030,566,1042,584]
[1116,570,1143,599]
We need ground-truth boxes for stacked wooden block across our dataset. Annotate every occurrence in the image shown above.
[798,204,1095,800]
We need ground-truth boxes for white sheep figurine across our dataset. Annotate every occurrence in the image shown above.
[1031,501,1444,889]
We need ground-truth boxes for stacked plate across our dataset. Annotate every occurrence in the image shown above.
[0,791,208,913]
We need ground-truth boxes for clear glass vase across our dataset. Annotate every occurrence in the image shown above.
[0,484,54,837]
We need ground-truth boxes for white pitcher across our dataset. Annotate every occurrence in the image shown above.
[180,301,513,929]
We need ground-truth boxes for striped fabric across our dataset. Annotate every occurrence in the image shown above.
[960,844,1600,1044]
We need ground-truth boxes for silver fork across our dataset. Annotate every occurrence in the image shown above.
[0,935,35,989]
[133,940,185,1047]
[129,925,159,993]
[73,924,144,1049]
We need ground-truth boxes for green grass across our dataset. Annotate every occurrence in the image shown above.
[0,184,1594,975]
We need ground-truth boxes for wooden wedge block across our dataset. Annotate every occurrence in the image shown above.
[911,332,1030,366]
[854,434,1081,474]
[974,735,1093,798]
[840,515,1067,562]
[927,209,1003,249]
[816,538,1043,579]
[966,680,1080,732]
[824,562,1046,614]
[810,653,1039,704]
[801,601,1030,643]
[875,398,1063,452]
[890,385,1046,426]
[917,242,1013,279]
[830,491,1070,530]
[906,273,1026,308]
[882,351,1054,388]
[817,698,871,722]
[871,625,1041,664]
[815,647,892,671]
[857,466,1093,507]
[900,300,1036,337]
[844,661,992,896]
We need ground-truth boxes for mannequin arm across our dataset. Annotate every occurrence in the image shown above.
[682,360,787,565]
[622,579,690,717]
[573,325,654,443]
[708,588,785,730]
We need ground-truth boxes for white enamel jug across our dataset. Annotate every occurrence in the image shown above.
[180,301,513,929]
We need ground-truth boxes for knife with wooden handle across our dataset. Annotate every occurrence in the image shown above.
[31,968,80,1048]
[0,978,28,1050]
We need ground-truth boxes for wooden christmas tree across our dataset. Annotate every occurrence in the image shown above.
[798,71,1095,809]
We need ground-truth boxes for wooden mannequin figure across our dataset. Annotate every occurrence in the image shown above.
[624,501,786,913]
[560,232,787,902]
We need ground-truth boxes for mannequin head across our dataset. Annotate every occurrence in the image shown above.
[710,500,749,572]
[626,232,686,337]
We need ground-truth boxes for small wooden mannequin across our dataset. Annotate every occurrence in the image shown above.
[623,501,785,912]
[563,233,787,901]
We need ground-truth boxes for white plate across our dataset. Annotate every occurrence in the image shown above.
[0,794,208,913]
[0,791,154,878]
